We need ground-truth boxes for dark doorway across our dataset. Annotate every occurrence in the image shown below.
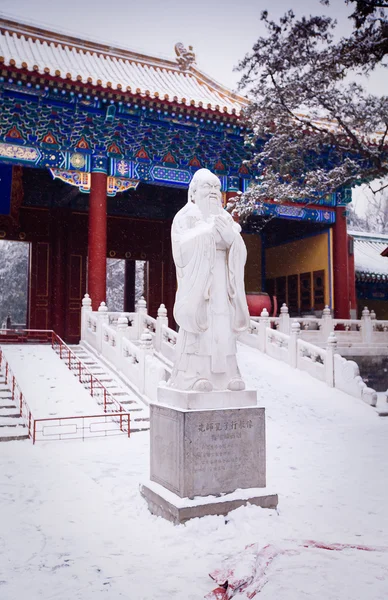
[106,258,148,312]
[0,240,30,328]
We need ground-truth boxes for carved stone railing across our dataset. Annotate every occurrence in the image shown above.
[160,323,177,364]
[81,295,170,403]
[251,304,388,350]
[241,315,377,406]
[80,296,379,408]
[265,328,289,364]
[297,337,327,384]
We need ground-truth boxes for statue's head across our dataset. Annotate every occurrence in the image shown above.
[188,168,222,217]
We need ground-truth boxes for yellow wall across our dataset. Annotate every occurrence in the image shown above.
[242,233,262,292]
[266,232,332,306]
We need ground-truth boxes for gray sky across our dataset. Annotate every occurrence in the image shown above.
[0,0,378,92]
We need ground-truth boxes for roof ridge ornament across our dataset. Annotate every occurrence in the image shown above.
[175,42,196,71]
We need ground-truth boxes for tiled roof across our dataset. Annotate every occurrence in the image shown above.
[349,231,388,280]
[0,17,247,115]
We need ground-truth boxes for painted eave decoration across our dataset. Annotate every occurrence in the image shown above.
[0,17,248,116]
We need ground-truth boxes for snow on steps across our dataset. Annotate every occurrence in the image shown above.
[0,377,29,442]
[67,345,149,433]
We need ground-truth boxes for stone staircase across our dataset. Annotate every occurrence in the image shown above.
[0,374,29,442]
[68,345,150,433]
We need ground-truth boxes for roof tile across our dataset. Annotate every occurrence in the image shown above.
[0,18,247,115]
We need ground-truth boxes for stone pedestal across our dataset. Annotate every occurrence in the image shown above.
[140,390,278,522]
[157,386,257,410]
[140,480,278,525]
[149,402,266,497]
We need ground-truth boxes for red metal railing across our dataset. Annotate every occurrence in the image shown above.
[32,412,130,443]
[50,331,127,414]
[0,328,128,413]
[0,329,132,443]
[0,346,33,438]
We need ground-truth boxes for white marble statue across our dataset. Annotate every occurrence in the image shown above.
[168,168,250,392]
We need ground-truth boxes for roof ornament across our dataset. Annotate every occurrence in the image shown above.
[175,43,196,71]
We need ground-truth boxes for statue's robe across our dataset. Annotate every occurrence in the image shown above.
[168,201,250,391]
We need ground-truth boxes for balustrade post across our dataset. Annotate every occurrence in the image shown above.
[321,305,334,342]
[361,307,373,343]
[139,329,154,394]
[258,308,270,353]
[97,301,109,353]
[117,314,129,372]
[279,303,290,334]
[135,296,148,339]
[289,321,301,368]
[155,304,168,352]
[81,293,92,342]
[325,332,337,387]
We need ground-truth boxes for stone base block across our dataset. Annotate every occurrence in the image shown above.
[150,403,266,498]
[140,480,278,525]
[157,386,257,410]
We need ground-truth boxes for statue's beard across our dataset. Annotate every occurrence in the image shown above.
[197,196,221,218]
[209,197,221,214]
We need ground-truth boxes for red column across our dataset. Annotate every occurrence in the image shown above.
[88,172,107,310]
[348,235,357,317]
[51,208,68,337]
[333,205,350,319]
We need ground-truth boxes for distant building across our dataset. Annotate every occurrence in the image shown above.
[350,231,388,319]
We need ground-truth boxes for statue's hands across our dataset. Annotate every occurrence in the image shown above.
[214,214,235,247]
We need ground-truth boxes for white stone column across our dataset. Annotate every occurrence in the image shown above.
[135,296,147,339]
[81,293,92,342]
[279,303,290,334]
[321,305,333,342]
[139,329,154,394]
[116,313,129,373]
[361,307,373,343]
[289,320,301,368]
[155,304,168,352]
[96,301,109,353]
[259,308,270,353]
[325,332,337,387]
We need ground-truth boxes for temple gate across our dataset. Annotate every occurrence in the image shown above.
[0,17,355,341]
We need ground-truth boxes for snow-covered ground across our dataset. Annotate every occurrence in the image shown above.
[0,343,388,599]
[2,345,102,417]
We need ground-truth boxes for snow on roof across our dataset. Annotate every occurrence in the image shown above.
[0,16,247,115]
[349,231,388,279]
